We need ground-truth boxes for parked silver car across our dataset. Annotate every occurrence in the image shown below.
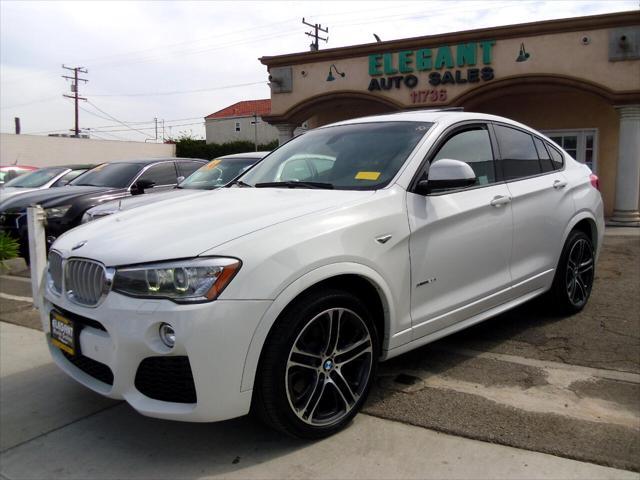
[82,152,268,222]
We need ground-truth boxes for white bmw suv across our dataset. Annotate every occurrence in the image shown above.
[42,111,604,438]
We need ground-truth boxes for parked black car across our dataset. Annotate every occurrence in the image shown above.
[0,157,206,261]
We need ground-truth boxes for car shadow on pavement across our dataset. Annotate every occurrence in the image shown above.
[0,363,314,479]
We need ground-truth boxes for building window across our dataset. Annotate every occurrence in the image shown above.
[542,129,598,172]
[235,122,241,132]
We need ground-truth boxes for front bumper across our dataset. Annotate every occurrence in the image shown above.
[41,288,271,422]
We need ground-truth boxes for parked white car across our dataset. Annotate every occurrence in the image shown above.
[42,111,604,439]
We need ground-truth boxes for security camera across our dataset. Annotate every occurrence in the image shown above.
[580,35,591,45]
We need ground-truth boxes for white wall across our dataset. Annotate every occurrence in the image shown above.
[205,116,279,145]
[0,134,176,167]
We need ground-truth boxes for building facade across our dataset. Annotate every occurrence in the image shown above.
[260,12,640,224]
[204,99,279,145]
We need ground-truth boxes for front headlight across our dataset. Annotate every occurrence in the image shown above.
[112,257,241,303]
[81,210,117,223]
[45,205,72,219]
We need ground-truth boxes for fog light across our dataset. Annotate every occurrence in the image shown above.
[159,323,176,348]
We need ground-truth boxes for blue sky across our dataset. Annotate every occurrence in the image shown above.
[0,0,637,141]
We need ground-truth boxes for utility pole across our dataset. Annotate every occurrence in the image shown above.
[302,18,328,51]
[62,65,88,137]
[154,117,158,141]
[162,119,165,142]
[251,112,258,151]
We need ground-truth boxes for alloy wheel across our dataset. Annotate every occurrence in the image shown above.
[565,238,594,307]
[285,307,373,427]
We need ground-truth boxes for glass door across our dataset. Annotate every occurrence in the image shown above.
[542,129,598,172]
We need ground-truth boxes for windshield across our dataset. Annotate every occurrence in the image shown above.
[240,121,432,190]
[71,163,142,188]
[180,157,258,190]
[2,167,66,188]
[0,168,35,184]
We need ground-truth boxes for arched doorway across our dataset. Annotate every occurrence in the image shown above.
[263,91,403,131]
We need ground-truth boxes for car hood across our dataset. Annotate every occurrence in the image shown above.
[0,185,113,212]
[86,188,199,216]
[53,187,375,266]
[0,187,39,202]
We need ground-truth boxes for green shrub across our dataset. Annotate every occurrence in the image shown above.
[0,232,19,262]
[174,138,278,160]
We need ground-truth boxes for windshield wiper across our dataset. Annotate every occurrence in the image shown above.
[255,181,334,190]
[230,180,253,188]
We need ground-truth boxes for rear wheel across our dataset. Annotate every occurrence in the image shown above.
[253,289,378,439]
[550,230,595,314]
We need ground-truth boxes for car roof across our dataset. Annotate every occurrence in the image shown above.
[215,152,270,160]
[39,164,95,170]
[108,157,208,165]
[323,110,536,133]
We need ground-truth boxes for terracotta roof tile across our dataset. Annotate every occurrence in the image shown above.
[205,99,271,119]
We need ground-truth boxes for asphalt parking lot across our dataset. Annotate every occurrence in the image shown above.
[0,228,638,478]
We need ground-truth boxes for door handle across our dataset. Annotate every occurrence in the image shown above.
[553,179,568,189]
[490,195,511,207]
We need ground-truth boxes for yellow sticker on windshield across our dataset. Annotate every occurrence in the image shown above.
[355,171,381,181]
[205,159,222,170]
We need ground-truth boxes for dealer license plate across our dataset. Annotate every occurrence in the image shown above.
[50,311,76,356]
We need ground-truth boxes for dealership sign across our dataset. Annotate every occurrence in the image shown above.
[367,40,496,103]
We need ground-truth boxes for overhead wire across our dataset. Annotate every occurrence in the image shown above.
[91,81,267,98]
[83,100,155,138]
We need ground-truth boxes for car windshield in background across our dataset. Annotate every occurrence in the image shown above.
[71,163,142,188]
[2,167,66,188]
[240,121,433,190]
[180,158,257,190]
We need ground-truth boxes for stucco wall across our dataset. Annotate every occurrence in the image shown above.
[0,134,176,167]
[205,116,279,144]
[268,25,639,119]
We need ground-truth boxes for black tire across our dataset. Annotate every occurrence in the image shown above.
[253,288,379,439]
[550,230,595,314]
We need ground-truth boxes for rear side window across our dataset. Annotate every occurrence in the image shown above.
[432,127,496,185]
[138,162,178,186]
[494,125,541,180]
[546,143,565,170]
[533,137,555,173]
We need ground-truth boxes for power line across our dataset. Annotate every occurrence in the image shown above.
[84,100,155,139]
[0,96,59,110]
[90,80,267,98]
[92,121,204,133]
[23,115,206,135]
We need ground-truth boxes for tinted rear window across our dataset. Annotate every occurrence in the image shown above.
[534,137,555,173]
[546,143,565,170]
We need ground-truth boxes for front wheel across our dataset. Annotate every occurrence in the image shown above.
[550,230,595,314]
[253,289,379,439]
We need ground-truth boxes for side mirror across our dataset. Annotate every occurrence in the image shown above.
[176,176,185,184]
[131,179,155,195]
[416,159,477,195]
